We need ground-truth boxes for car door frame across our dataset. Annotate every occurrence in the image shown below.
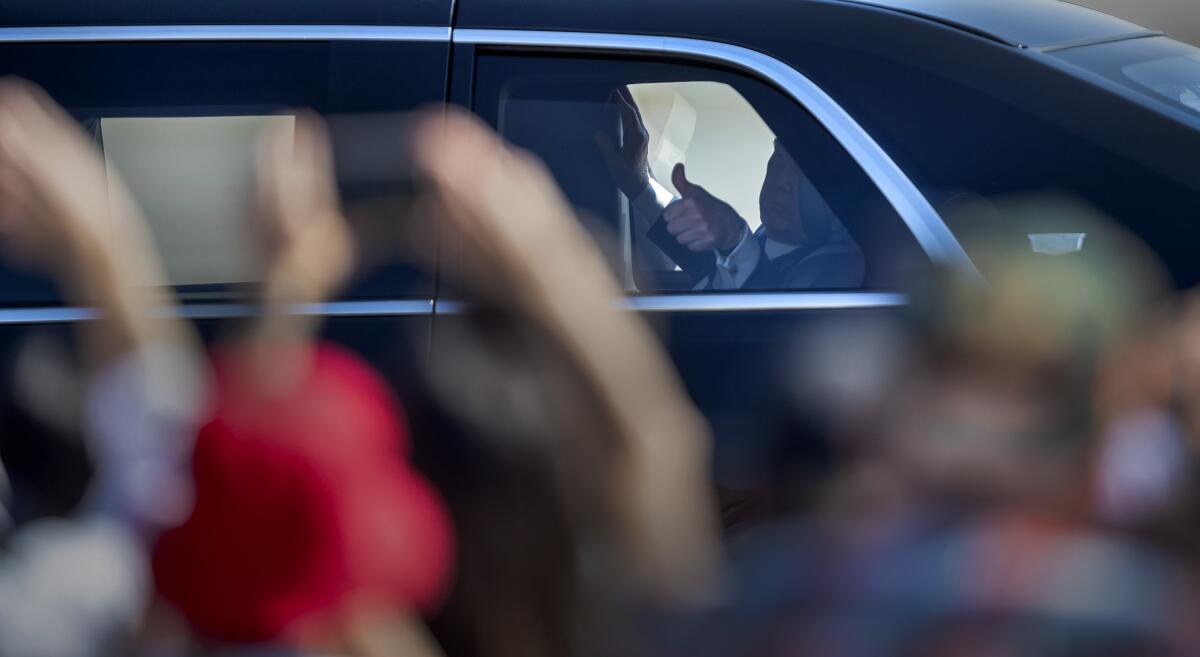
[445,28,979,318]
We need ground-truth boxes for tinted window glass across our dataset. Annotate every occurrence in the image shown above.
[1055,36,1200,118]
[0,40,447,304]
[473,54,927,293]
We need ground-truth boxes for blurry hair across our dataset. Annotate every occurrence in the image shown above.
[0,332,93,528]
[413,306,587,657]
[910,195,1170,448]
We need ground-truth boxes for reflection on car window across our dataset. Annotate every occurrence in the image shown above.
[1123,53,1200,113]
[99,115,293,288]
[473,55,928,294]
[1055,36,1200,118]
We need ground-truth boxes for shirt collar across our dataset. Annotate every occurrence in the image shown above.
[763,237,802,260]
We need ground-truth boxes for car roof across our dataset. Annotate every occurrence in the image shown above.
[839,0,1159,50]
[0,0,1156,53]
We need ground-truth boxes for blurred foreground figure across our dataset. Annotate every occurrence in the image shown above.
[1090,281,1200,556]
[0,79,205,656]
[403,111,1200,656]
[643,200,1200,656]
[409,109,721,657]
[151,115,453,657]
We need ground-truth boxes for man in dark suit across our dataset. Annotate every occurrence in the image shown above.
[597,88,864,291]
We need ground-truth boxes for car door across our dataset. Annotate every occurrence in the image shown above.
[447,34,954,485]
[0,16,452,406]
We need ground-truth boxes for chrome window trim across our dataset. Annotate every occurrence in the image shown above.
[624,293,907,313]
[0,24,450,43]
[0,300,434,325]
[436,293,906,315]
[455,28,981,283]
[1035,30,1164,54]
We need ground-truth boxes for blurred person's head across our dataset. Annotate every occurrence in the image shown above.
[885,196,1168,511]
[725,315,912,522]
[152,341,453,650]
[416,307,598,657]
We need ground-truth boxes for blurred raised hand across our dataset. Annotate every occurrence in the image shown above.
[255,112,355,311]
[413,108,720,604]
[0,77,183,369]
[413,108,617,311]
[231,112,358,398]
[0,79,129,272]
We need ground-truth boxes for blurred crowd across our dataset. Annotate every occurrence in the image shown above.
[1,76,1200,657]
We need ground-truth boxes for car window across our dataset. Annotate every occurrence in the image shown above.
[472,54,928,294]
[0,39,447,305]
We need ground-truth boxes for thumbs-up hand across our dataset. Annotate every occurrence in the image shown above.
[664,163,748,253]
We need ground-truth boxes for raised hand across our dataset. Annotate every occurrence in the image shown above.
[413,108,719,603]
[0,78,157,283]
[413,108,616,314]
[664,163,748,253]
[0,78,187,370]
[255,111,355,309]
[594,86,652,199]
